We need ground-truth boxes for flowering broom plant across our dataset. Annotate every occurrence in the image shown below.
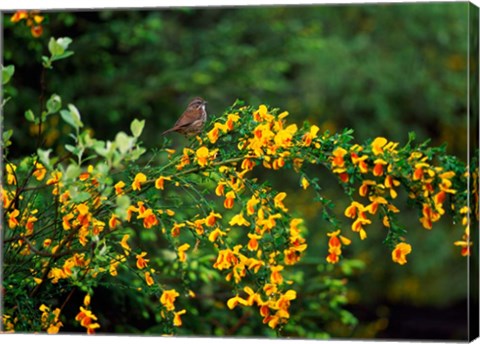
[1,29,478,337]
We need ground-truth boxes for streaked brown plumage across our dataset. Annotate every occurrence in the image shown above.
[161,97,208,136]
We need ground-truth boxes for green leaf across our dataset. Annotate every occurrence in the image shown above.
[68,104,83,128]
[48,37,65,56]
[46,94,62,114]
[50,51,75,62]
[130,118,145,138]
[70,191,91,203]
[37,148,52,167]
[115,132,133,154]
[2,65,14,85]
[65,164,82,180]
[3,129,13,147]
[25,110,35,122]
[115,195,132,220]
[60,104,83,129]
[64,144,78,154]
[56,37,73,51]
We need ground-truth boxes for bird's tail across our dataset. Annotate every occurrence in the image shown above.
[160,127,175,136]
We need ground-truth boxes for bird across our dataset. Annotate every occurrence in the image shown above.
[161,97,208,136]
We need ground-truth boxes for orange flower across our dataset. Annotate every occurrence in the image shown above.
[224,191,235,209]
[33,162,46,181]
[208,228,227,242]
[8,209,20,229]
[11,10,28,22]
[215,182,226,196]
[145,271,154,286]
[154,176,171,190]
[75,306,100,334]
[25,215,38,234]
[30,25,43,37]
[270,265,284,284]
[326,252,339,264]
[136,252,149,269]
[331,147,347,168]
[247,233,262,251]
[326,229,351,264]
[392,243,412,265]
[207,126,220,144]
[241,158,256,172]
[205,211,222,227]
[114,181,126,195]
[138,208,159,229]
[171,222,186,237]
[108,214,120,229]
[344,201,364,218]
[373,159,387,176]
[302,125,319,146]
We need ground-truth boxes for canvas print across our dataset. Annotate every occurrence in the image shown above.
[1,1,479,341]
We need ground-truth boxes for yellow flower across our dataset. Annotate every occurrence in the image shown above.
[270,265,284,284]
[120,234,131,254]
[205,211,222,227]
[195,146,210,167]
[371,137,388,155]
[302,125,319,146]
[247,233,262,251]
[177,243,190,262]
[11,10,28,22]
[33,162,46,181]
[274,124,297,148]
[145,271,154,286]
[132,173,147,191]
[114,181,126,195]
[373,159,387,176]
[208,228,227,243]
[109,214,120,229]
[300,177,310,190]
[136,251,149,269]
[246,195,260,215]
[160,289,179,311]
[227,295,248,309]
[224,191,236,209]
[229,212,251,227]
[207,126,220,144]
[76,203,89,216]
[392,242,412,265]
[8,209,20,229]
[155,176,171,190]
[273,192,288,212]
[138,208,159,229]
[173,309,187,326]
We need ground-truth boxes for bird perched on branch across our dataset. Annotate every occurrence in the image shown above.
[161,97,208,136]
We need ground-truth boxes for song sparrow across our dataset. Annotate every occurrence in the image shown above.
[161,97,208,136]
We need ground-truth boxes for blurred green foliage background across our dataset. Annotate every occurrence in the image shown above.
[3,2,475,339]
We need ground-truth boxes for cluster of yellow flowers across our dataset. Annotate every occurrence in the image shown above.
[11,10,44,37]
